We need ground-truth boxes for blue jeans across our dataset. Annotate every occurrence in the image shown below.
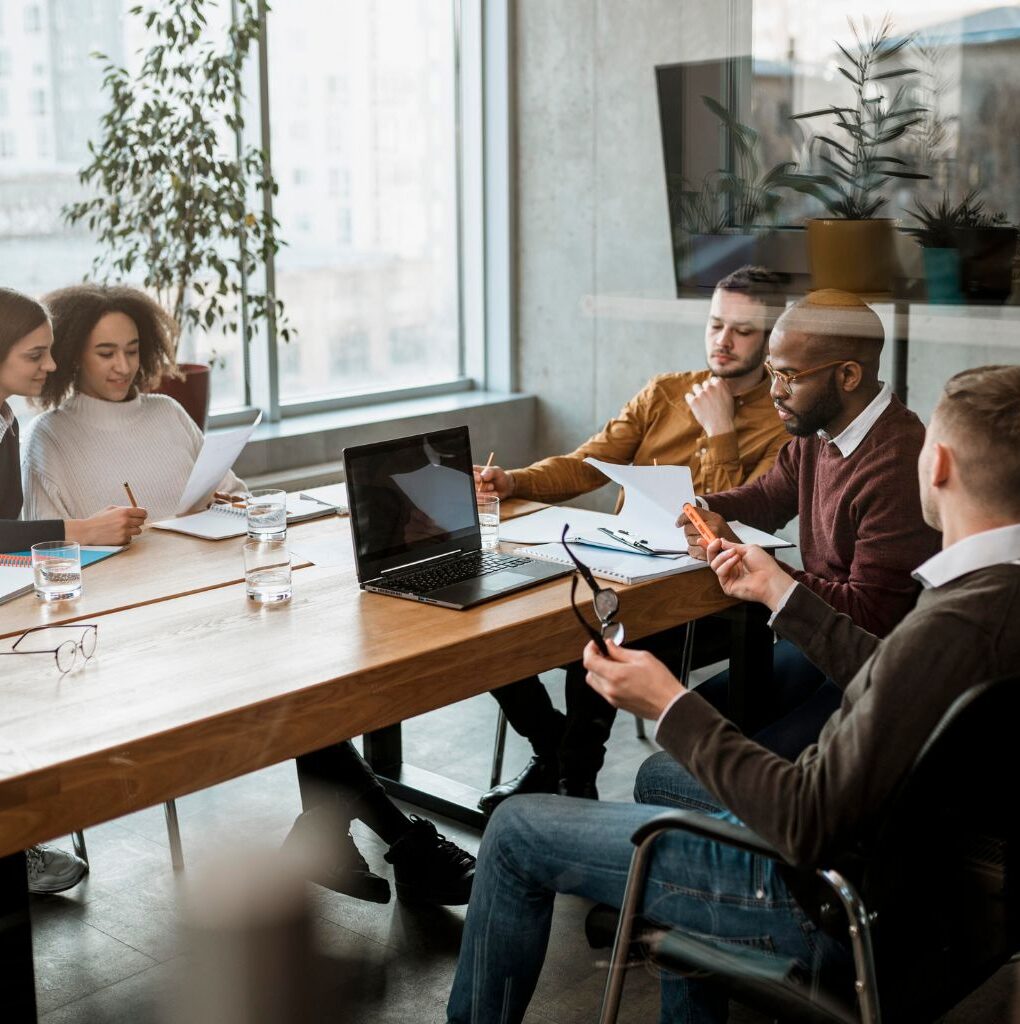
[447,795,850,1024]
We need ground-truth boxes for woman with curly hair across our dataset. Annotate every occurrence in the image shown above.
[22,284,244,522]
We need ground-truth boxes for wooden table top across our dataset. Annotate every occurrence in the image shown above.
[0,497,731,856]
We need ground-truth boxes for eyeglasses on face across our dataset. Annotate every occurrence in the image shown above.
[764,359,848,397]
[560,525,625,656]
[0,624,99,675]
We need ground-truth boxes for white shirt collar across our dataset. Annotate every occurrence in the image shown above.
[912,523,1020,590]
[817,382,893,458]
[0,402,13,443]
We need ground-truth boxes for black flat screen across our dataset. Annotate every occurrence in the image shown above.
[345,426,480,575]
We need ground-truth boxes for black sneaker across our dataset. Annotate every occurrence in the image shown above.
[383,816,476,905]
[478,754,559,815]
[282,804,391,904]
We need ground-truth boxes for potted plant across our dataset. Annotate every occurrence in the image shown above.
[671,97,794,288]
[906,192,970,303]
[780,16,929,293]
[63,0,291,429]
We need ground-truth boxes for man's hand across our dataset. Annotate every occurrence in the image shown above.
[708,538,792,612]
[675,507,739,560]
[473,464,516,498]
[685,376,735,437]
[582,641,685,720]
[66,505,148,546]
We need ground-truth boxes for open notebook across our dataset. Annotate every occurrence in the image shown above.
[151,489,346,540]
[0,547,122,605]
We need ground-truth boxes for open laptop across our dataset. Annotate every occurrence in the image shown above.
[343,426,571,609]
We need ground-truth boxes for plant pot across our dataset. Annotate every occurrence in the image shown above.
[686,233,759,289]
[806,219,898,294]
[152,363,211,431]
[952,226,1019,303]
[921,248,963,304]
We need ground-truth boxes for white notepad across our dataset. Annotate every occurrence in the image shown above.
[517,544,704,585]
[152,492,344,539]
[0,565,35,605]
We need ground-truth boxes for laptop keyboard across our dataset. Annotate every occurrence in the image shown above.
[390,551,532,594]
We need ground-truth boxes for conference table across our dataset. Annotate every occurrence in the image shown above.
[0,501,771,1021]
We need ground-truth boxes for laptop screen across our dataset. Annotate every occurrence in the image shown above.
[344,426,481,580]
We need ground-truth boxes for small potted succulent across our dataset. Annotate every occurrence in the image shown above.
[670,96,794,288]
[779,16,929,293]
[906,193,971,303]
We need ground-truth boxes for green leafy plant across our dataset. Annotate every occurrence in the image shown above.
[907,191,1008,248]
[781,15,929,219]
[63,0,292,356]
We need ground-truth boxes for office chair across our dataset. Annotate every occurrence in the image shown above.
[488,622,697,789]
[72,799,185,872]
[594,673,1020,1024]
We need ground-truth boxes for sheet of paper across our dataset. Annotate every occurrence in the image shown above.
[498,505,619,544]
[729,521,795,550]
[0,565,34,605]
[289,537,350,568]
[175,412,262,515]
[584,458,694,550]
[299,483,348,512]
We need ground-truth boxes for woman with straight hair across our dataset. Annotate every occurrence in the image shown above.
[22,284,243,522]
[0,286,146,895]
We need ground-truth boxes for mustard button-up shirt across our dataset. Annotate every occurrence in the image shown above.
[510,370,788,509]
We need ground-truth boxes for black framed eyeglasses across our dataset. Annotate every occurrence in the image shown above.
[561,525,625,655]
[0,624,99,675]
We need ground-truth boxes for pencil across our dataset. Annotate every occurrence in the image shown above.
[123,482,138,508]
[483,451,495,472]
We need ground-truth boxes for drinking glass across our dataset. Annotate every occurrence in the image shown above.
[244,540,293,603]
[246,489,287,540]
[476,493,499,551]
[31,540,82,602]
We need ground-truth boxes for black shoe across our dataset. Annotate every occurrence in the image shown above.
[282,804,391,904]
[557,778,599,800]
[384,816,476,905]
[478,755,559,815]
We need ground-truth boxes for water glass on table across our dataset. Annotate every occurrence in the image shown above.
[244,540,293,604]
[476,493,499,551]
[246,489,287,540]
[31,540,82,602]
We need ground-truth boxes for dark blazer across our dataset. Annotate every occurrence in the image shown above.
[0,414,63,553]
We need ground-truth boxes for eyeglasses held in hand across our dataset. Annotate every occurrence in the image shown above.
[0,624,99,675]
[764,358,848,397]
[560,525,625,655]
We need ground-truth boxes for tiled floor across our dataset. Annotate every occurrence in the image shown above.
[29,668,1020,1022]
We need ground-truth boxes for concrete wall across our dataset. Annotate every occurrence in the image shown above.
[512,0,1020,513]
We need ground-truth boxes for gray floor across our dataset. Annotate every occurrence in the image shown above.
[30,667,1020,1023]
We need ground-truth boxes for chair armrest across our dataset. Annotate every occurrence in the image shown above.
[631,809,785,862]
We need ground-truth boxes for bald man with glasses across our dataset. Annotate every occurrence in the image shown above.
[673,289,941,760]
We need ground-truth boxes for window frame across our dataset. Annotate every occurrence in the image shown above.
[208,0,513,428]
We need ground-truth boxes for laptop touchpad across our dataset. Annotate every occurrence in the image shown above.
[477,570,534,591]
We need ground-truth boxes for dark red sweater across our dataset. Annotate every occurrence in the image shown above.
[706,396,941,637]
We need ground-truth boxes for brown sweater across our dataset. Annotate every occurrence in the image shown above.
[705,395,940,636]
[658,566,1020,868]
[510,371,789,510]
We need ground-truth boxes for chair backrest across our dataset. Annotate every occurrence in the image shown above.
[854,674,1020,1020]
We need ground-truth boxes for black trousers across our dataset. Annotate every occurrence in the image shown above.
[294,741,386,813]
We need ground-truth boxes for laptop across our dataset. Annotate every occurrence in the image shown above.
[343,426,571,609]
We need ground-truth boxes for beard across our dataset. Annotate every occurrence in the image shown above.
[776,373,844,437]
[710,337,768,379]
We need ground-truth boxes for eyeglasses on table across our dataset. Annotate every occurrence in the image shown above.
[0,624,99,675]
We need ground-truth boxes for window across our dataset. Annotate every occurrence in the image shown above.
[0,0,479,420]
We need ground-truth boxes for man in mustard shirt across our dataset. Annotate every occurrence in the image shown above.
[474,266,789,810]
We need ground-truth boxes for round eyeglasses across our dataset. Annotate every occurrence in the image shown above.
[561,525,625,654]
[0,624,99,675]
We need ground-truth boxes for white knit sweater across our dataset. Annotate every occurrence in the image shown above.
[21,392,245,522]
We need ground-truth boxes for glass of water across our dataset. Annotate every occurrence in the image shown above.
[244,540,293,603]
[476,493,500,551]
[246,489,288,540]
[31,540,83,602]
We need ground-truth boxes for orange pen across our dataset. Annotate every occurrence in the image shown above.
[682,502,717,544]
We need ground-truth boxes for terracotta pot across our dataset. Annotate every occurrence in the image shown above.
[806,219,898,294]
[152,363,211,431]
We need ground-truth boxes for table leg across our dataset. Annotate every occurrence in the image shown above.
[725,603,775,735]
[365,723,487,830]
[0,851,38,1023]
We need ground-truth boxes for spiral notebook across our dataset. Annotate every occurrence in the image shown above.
[516,543,703,585]
[152,492,344,539]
